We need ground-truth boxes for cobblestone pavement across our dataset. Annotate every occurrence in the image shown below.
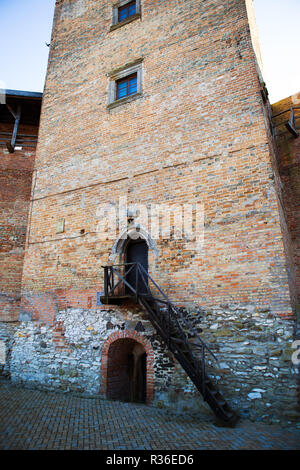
[0,379,299,450]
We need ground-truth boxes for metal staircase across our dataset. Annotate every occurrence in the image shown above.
[101,262,239,427]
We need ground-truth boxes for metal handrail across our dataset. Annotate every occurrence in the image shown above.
[99,262,242,425]
[102,262,218,365]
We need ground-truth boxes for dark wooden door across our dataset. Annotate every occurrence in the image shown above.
[127,352,147,403]
[126,239,148,294]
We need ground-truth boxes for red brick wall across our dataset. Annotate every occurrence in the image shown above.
[21,0,294,319]
[0,123,37,321]
[272,96,300,311]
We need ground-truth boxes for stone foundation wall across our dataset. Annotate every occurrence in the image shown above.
[1,302,298,425]
[9,307,174,399]
[198,303,299,424]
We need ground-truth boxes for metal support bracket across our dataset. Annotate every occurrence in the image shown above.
[286,107,299,138]
[6,104,22,153]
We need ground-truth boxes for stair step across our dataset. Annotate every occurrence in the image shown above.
[170,337,185,344]
[224,412,235,419]
[170,337,198,349]
[205,380,214,387]
[136,278,238,426]
[104,266,239,426]
[216,400,226,407]
[181,349,192,356]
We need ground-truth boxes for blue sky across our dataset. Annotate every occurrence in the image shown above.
[254,0,300,103]
[0,0,55,93]
[0,0,299,103]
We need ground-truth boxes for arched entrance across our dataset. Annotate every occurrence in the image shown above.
[107,338,147,403]
[100,330,155,404]
[108,224,159,264]
[125,238,148,294]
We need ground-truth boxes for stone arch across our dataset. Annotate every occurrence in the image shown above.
[108,224,159,263]
[100,330,154,404]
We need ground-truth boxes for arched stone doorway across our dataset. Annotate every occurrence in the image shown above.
[108,224,159,264]
[107,338,146,403]
[100,330,154,404]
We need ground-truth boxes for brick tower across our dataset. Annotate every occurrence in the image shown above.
[1,0,299,424]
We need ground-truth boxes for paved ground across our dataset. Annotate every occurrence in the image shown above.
[0,379,299,450]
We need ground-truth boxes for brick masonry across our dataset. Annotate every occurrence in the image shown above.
[21,0,294,317]
[0,0,299,424]
[272,95,300,317]
[0,122,37,322]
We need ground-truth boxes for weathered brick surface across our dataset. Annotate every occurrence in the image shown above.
[1,0,298,423]
[272,95,300,314]
[0,122,37,322]
[22,0,293,318]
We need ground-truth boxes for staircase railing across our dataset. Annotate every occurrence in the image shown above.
[101,262,238,426]
[103,262,217,353]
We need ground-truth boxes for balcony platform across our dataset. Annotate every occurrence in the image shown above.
[100,295,136,305]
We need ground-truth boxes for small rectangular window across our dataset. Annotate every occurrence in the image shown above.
[118,1,136,22]
[108,59,143,109]
[111,1,141,31]
[116,73,137,100]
